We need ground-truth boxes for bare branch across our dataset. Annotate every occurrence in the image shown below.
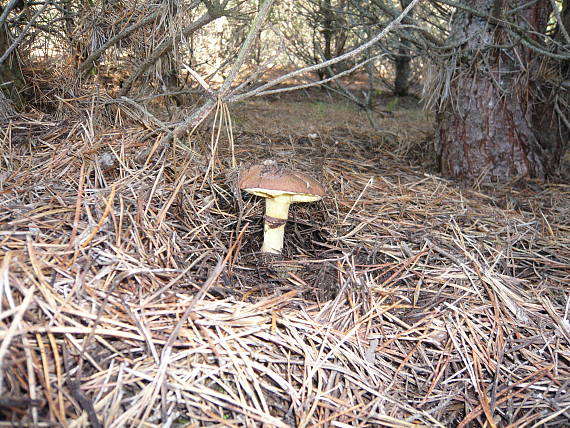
[227,0,422,103]
[219,0,276,94]
[550,0,570,47]
[370,0,443,47]
[118,8,225,97]
[78,11,161,74]
[0,0,52,66]
[231,27,285,95]
[248,53,389,99]
[0,0,21,28]
[162,0,276,146]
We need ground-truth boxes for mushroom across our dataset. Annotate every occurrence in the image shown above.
[238,160,325,255]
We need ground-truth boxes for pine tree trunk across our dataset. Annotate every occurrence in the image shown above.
[437,0,568,181]
[394,0,413,96]
[318,0,334,79]
[0,6,25,115]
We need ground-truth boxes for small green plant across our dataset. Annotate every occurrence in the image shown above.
[386,97,400,112]
[314,101,327,115]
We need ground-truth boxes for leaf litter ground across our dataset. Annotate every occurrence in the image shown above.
[0,91,569,427]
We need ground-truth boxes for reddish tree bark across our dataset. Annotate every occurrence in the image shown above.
[437,0,569,181]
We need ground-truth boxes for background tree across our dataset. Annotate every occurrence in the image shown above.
[0,1,29,113]
[393,0,414,96]
[0,0,568,182]
[431,0,569,181]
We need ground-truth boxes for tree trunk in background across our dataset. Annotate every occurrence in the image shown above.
[0,7,25,115]
[393,0,412,96]
[315,0,348,79]
[437,0,569,181]
[557,0,570,87]
[318,0,334,79]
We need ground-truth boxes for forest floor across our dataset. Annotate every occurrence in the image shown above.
[1,88,569,427]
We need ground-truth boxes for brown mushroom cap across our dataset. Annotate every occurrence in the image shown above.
[238,161,325,201]
[238,160,325,254]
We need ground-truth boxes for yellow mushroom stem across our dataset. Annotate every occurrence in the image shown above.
[262,195,294,254]
[242,187,322,255]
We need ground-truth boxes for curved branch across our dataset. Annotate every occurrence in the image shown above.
[251,53,389,99]
[0,0,51,66]
[0,0,21,28]
[78,11,160,74]
[78,0,205,74]
[370,0,443,47]
[162,0,276,146]
[551,0,570,47]
[118,9,222,96]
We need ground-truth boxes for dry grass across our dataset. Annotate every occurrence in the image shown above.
[0,92,569,427]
